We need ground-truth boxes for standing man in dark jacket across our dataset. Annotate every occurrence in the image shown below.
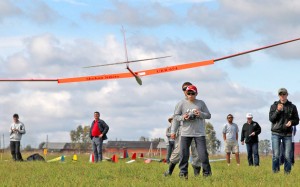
[269,88,299,174]
[89,111,109,162]
[241,113,261,166]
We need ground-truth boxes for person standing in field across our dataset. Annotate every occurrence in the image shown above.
[280,126,297,166]
[241,113,261,166]
[269,88,299,174]
[89,111,109,162]
[173,85,212,179]
[164,82,202,177]
[9,114,26,161]
[222,114,240,166]
[165,117,175,164]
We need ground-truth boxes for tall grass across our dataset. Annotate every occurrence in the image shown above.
[0,153,299,186]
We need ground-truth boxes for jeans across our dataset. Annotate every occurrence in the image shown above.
[92,137,103,162]
[246,142,259,166]
[179,136,211,176]
[10,141,23,161]
[272,134,292,173]
[280,141,295,165]
[166,141,175,163]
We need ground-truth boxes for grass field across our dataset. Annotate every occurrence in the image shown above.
[0,153,299,187]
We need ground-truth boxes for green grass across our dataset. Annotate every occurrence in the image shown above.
[0,153,299,187]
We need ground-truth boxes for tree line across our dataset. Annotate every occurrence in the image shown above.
[20,122,272,155]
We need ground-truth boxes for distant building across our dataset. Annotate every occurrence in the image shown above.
[105,141,167,156]
[41,141,167,155]
[42,142,72,152]
[294,142,300,157]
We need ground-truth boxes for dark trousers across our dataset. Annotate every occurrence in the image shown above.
[291,142,295,164]
[246,142,259,166]
[10,141,23,161]
[179,136,211,176]
[92,137,103,162]
[166,141,175,163]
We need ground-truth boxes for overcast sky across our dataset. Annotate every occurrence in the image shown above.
[1,0,300,151]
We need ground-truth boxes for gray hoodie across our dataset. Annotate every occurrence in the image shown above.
[9,122,26,141]
[172,99,211,137]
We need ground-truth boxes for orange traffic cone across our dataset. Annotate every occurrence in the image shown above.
[89,154,94,163]
[131,153,137,160]
[112,154,118,163]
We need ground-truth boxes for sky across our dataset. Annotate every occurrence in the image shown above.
[0,0,300,151]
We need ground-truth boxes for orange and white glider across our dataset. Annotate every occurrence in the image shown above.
[0,37,299,85]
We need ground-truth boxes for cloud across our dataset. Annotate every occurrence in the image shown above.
[82,0,177,27]
[26,0,61,24]
[187,0,300,60]
[0,0,22,22]
[52,0,88,6]
[0,33,278,148]
[228,54,253,68]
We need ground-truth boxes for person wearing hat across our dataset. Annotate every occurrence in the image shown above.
[173,85,212,178]
[241,113,261,166]
[165,117,175,164]
[269,88,299,174]
[222,114,240,166]
[165,82,201,177]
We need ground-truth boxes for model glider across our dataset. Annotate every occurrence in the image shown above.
[0,36,299,85]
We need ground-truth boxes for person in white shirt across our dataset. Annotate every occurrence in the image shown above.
[9,114,26,161]
[222,114,240,166]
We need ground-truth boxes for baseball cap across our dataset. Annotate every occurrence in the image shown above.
[278,88,288,95]
[186,85,197,93]
[246,113,253,118]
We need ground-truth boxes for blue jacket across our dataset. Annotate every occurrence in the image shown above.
[89,119,109,140]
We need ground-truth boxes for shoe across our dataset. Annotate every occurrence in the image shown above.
[203,169,212,177]
[164,163,176,177]
[203,172,212,177]
[164,171,171,177]
[179,173,188,180]
[192,165,201,176]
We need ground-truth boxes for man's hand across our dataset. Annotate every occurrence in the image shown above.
[194,110,201,117]
[171,133,176,139]
[249,132,255,136]
[183,113,189,120]
[99,134,103,138]
[241,141,244,145]
[277,103,283,111]
[286,121,292,127]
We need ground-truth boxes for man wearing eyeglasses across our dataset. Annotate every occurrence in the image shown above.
[269,88,299,174]
[173,85,212,179]
[223,114,240,166]
[164,82,201,177]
